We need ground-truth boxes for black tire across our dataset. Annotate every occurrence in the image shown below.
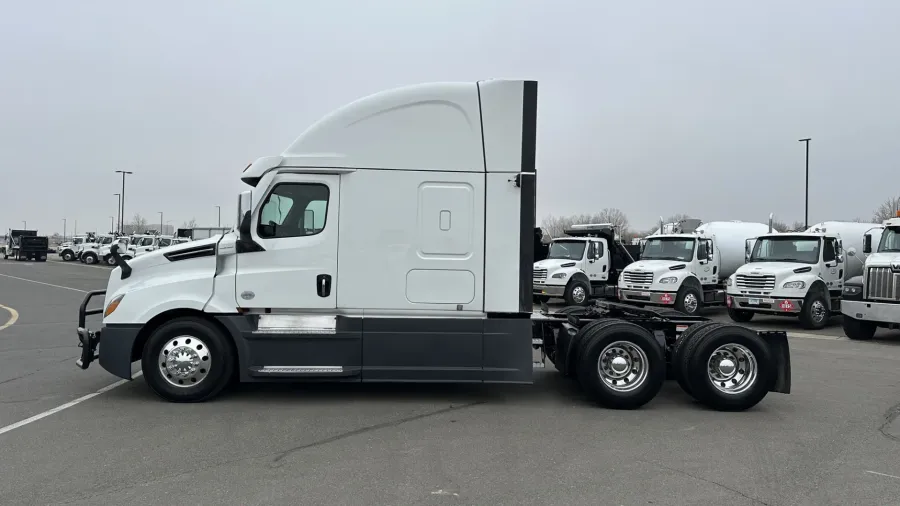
[841,315,876,340]
[564,278,591,306]
[799,290,829,330]
[683,324,776,411]
[83,252,98,265]
[61,250,74,261]
[534,295,550,303]
[672,321,724,397]
[675,285,703,316]
[105,255,117,266]
[574,319,666,409]
[141,317,236,403]
[727,307,754,322]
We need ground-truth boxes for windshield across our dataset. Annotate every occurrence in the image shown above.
[73,238,83,245]
[158,238,172,247]
[140,237,154,247]
[99,237,113,245]
[878,227,900,252]
[547,241,586,260]
[751,236,820,264]
[641,237,695,261]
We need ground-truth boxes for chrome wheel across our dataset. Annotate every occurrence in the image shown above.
[62,252,73,261]
[572,286,587,304]
[107,256,116,266]
[707,344,757,395]
[158,335,211,388]
[683,293,699,314]
[84,255,96,265]
[597,340,649,392]
[810,300,827,323]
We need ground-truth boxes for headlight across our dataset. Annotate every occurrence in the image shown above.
[551,272,567,279]
[104,294,125,317]
[843,285,861,295]
[659,276,677,284]
[783,281,806,289]
[726,277,733,286]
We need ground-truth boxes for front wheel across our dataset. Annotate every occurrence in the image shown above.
[800,291,829,330]
[842,315,876,340]
[61,250,74,261]
[675,285,703,316]
[105,255,117,266]
[727,307,754,322]
[83,253,98,265]
[564,279,591,306]
[141,317,236,402]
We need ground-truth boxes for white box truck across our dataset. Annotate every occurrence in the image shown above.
[840,212,900,339]
[727,221,882,329]
[618,219,773,315]
[74,79,792,412]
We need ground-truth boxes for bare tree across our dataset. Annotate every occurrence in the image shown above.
[541,208,631,239]
[128,213,148,234]
[665,213,693,223]
[873,196,900,222]
[181,218,198,228]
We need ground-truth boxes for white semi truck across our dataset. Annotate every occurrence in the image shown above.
[58,235,91,261]
[78,234,117,265]
[726,221,881,329]
[617,219,773,315]
[74,79,792,412]
[840,211,900,340]
[532,224,639,305]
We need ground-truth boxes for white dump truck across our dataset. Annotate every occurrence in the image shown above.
[74,78,793,412]
[532,223,639,305]
[840,211,900,340]
[79,234,117,265]
[618,219,773,315]
[58,235,90,261]
[726,221,882,329]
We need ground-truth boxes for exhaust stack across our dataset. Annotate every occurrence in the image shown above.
[768,213,774,233]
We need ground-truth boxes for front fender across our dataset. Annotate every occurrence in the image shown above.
[547,267,586,284]
[103,259,217,325]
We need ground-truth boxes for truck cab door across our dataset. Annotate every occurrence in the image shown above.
[697,238,716,284]
[822,236,843,292]
[235,173,339,310]
[584,239,609,284]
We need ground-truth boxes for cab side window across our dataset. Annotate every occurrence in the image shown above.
[258,183,330,239]
[594,241,604,258]
[823,238,837,262]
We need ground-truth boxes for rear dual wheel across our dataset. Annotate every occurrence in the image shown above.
[674,322,775,411]
[573,319,666,409]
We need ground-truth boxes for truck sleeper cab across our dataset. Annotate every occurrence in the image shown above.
[76,79,792,412]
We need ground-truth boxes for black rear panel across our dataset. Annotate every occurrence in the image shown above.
[518,80,538,313]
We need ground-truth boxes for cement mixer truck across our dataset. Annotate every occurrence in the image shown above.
[618,218,772,315]
[726,221,882,329]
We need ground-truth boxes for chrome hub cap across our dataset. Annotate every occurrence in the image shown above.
[572,286,586,304]
[683,293,699,313]
[597,341,649,392]
[811,300,827,322]
[707,344,757,395]
[158,335,211,388]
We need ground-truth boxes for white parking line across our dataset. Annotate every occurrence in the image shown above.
[0,371,143,437]
[865,470,900,481]
[0,273,86,293]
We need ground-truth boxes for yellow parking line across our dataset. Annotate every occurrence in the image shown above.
[0,304,18,331]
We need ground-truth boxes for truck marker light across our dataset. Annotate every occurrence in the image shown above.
[104,294,125,317]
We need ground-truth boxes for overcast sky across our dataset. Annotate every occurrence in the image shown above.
[1,0,898,236]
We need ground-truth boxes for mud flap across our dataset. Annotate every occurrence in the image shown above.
[758,331,791,394]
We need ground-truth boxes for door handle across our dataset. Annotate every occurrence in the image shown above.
[317,274,332,297]
[602,265,607,272]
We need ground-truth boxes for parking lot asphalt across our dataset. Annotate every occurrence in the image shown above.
[2,257,900,505]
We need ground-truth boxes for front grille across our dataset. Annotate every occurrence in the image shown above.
[533,269,547,282]
[622,271,654,285]
[867,267,900,301]
[735,274,776,291]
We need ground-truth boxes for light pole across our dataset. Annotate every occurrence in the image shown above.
[74,219,77,236]
[114,193,121,234]
[109,216,115,233]
[62,218,67,241]
[215,205,221,227]
[799,138,811,229]
[22,220,26,229]
[115,170,133,234]
[158,211,163,234]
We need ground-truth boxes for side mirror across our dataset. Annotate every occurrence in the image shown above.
[847,247,857,257]
[863,234,872,254]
